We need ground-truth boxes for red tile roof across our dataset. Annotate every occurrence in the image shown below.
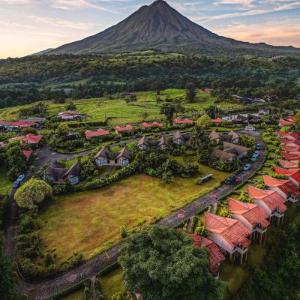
[204,212,251,249]
[22,149,33,160]
[279,117,295,127]
[85,129,110,139]
[290,171,300,183]
[190,234,225,274]
[13,134,42,144]
[228,198,270,229]
[0,120,35,128]
[114,125,134,133]
[281,151,300,160]
[278,131,299,142]
[174,118,193,125]
[141,122,163,128]
[248,184,287,213]
[273,166,299,176]
[211,118,223,124]
[278,159,299,169]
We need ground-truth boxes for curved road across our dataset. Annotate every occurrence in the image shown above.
[11,131,265,299]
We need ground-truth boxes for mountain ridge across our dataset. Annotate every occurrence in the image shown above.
[46,0,300,57]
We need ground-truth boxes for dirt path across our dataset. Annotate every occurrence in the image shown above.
[11,131,265,299]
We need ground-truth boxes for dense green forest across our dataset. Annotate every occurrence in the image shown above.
[0,51,299,108]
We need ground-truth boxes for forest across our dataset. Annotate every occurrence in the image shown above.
[0,51,299,108]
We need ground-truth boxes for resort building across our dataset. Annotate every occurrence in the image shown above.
[58,111,86,121]
[190,234,225,276]
[223,142,249,159]
[85,129,110,139]
[228,198,270,243]
[263,175,300,203]
[279,117,295,127]
[209,131,221,144]
[141,122,163,129]
[278,159,299,169]
[94,146,131,167]
[173,118,193,126]
[247,185,287,222]
[11,134,43,146]
[45,162,81,185]
[114,125,134,135]
[273,166,299,177]
[204,212,251,264]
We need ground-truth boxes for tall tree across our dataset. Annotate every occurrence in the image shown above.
[185,83,197,103]
[160,103,176,126]
[119,226,224,300]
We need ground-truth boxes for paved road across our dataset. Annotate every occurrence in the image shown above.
[15,130,266,299]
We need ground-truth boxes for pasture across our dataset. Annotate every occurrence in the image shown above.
[38,166,228,262]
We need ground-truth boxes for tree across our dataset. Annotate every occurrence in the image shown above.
[0,251,18,300]
[185,83,197,103]
[6,143,27,180]
[66,101,76,111]
[119,226,224,300]
[14,179,53,210]
[160,103,176,126]
[196,114,211,128]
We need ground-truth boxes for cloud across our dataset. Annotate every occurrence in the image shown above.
[0,0,34,4]
[51,0,111,11]
[216,21,300,47]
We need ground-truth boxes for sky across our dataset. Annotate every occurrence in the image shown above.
[0,0,300,58]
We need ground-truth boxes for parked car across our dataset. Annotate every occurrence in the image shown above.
[243,164,252,171]
[224,176,241,185]
[13,174,26,189]
[197,174,213,185]
[256,143,262,150]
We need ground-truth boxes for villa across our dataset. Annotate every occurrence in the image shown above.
[278,159,299,169]
[223,142,249,159]
[85,128,110,139]
[273,166,299,177]
[58,111,86,121]
[94,146,131,167]
[279,117,295,127]
[209,131,221,144]
[141,122,163,129]
[204,212,251,264]
[228,198,269,243]
[45,162,81,185]
[11,134,43,146]
[173,118,193,125]
[114,125,134,135]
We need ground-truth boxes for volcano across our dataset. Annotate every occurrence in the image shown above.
[47,0,300,56]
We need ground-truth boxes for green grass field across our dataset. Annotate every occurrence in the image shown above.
[0,89,243,125]
[38,166,228,262]
[0,167,11,195]
[100,268,126,299]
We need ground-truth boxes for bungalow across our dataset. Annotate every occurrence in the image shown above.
[172,131,192,146]
[204,212,251,264]
[190,234,225,276]
[45,162,81,185]
[174,118,193,126]
[278,159,299,169]
[247,185,287,222]
[282,142,299,152]
[263,175,300,203]
[279,117,294,127]
[228,198,269,243]
[226,131,240,144]
[85,128,110,139]
[281,151,300,161]
[94,146,131,167]
[212,149,236,162]
[278,132,299,143]
[273,166,299,177]
[211,118,223,125]
[141,122,163,129]
[0,120,36,131]
[209,131,221,144]
[137,136,157,150]
[223,142,249,159]
[288,170,300,187]
[114,125,134,135]
[11,134,43,146]
[58,111,86,121]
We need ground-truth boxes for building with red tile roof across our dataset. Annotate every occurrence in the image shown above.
[22,149,33,160]
[85,129,110,139]
[278,159,299,169]
[228,198,269,241]
[190,234,225,275]
[12,134,43,145]
[204,212,251,263]
[114,125,134,134]
[281,151,300,161]
[174,118,193,125]
[273,166,299,177]
[0,120,36,130]
[279,117,295,127]
[278,131,299,143]
[282,142,299,152]
[263,175,300,203]
[141,122,163,129]
[211,118,223,124]
[289,171,300,187]
[248,185,287,220]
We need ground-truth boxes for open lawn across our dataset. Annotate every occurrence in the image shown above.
[100,268,126,299]
[38,167,228,262]
[0,89,242,125]
[0,167,11,195]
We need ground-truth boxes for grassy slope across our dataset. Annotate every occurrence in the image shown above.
[38,166,228,262]
[0,89,243,125]
[0,167,11,195]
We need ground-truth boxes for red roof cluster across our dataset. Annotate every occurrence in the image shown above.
[174,118,193,125]
[278,159,298,169]
[0,120,35,128]
[141,122,163,128]
[279,116,295,127]
[228,198,270,229]
[114,125,134,133]
[273,166,299,176]
[211,118,223,124]
[13,134,42,144]
[248,184,287,213]
[281,151,300,161]
[205,212,251,249]
[190,234,225,274]
[85,128,110,139]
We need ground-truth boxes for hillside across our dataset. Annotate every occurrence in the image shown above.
[46,0,300,57]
